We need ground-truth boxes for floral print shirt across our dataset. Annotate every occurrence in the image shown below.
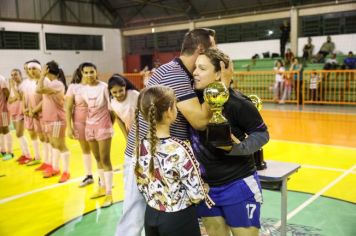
[136,137,214,212]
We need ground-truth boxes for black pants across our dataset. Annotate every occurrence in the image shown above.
[144,205,201,236]
[280,38,288,57]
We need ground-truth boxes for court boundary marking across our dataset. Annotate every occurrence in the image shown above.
[0,167,122,205]
[273,164,356,228]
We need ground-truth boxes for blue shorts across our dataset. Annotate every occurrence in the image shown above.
[197,172,262,228]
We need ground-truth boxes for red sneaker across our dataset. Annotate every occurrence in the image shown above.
[35,163,49,171]
[19,156,32,165]
[16,155,27,162]
[43,168,60,178]
[58,172,70,183]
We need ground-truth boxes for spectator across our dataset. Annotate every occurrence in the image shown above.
[284,48,295,68]
[273,59,285,102]
[288,58,303,105]
[309,70,321,101]
[313,36,335,63]
[342,51,356,70]
[279,20,290,58]
[302,37,314,62]
[324,53,339,70]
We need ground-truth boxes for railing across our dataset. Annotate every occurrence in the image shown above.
[233,70,356,105]
[93,70,356,105]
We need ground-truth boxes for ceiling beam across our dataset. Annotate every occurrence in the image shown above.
[41,0,61,20]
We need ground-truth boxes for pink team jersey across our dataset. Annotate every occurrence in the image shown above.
[80,81,112,128]
[0,75,9,113]
[66,83,88,123]
[42,78,65,122]
[110,90,139,132]
[7,81,23,118]
[19,79,42,112]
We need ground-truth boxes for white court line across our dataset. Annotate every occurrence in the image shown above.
[0,168,122,205]
[272,139,356,151]
[302,164,356,174]
[273,164,356,228]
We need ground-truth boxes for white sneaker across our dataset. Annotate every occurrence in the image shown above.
[78,175,94,187]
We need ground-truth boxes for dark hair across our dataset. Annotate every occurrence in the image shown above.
[134,86,176,177]
[108,74,138,93]
[276,59,284,67]
[81,62,97,70]
[46,60,68,91]
[181,28,215,55]
[70,63,85,84]
[11,69,22,76]
[203,48,230,72]
[46,60,60,76]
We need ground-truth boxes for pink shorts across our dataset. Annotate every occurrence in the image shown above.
[11,114,24,122]
[85,125,113,142]
[24,116,43,133]
[0,112,10,127]
[73,121,86,140]
[44,121,66,138]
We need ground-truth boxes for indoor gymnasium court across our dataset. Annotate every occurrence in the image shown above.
[0,1,355,236]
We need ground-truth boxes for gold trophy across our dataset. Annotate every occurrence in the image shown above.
[248,94,267,170]
[204,81,232,148]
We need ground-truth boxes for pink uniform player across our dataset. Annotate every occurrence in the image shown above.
[65,64,93,187]
[80,62,114,208]
[7,69,30,161]
[0,73,13,161]
[37,61,70,183]
[108,74,139,138]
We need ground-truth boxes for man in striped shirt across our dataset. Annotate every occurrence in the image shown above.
[116,28,233,236]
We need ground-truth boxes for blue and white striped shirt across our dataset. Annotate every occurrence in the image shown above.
[125,58,197,157]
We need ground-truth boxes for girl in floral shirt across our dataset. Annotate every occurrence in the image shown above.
[134,85,213,236]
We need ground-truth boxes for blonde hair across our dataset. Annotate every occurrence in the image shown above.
[134,85,176,177]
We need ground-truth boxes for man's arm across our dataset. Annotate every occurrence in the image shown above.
[177,97,211,131]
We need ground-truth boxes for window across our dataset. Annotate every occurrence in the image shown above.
[45,33,103,50]
[301,11,356,36]
[0,31,39,49]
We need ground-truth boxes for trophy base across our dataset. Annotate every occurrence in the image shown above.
[253,149,267,170]
[206,122,232,148]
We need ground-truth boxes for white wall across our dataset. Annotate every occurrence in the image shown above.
[0,21,123,78]
[218,33,356,60]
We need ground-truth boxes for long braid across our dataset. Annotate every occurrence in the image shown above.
[148,103,158,177]
[134,107,140,176]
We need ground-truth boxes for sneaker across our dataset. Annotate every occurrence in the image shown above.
[35,163,49,171]
[19,156,32,165]
[58,172,70,183]
[16,155,27,162]
[101,194,113,208]
[43,168,60,178]
[78,175,94,187]
[26,159,41,166]
[90,187,106,199]
[0,152,5,158]
[2,153,14,161]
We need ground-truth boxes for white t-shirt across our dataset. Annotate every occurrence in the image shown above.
[111,90,139,131]
[274,67,285,82]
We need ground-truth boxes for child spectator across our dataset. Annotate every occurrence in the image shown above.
[134,86,213,236]
[273,60,285,102]
[309,70,321,101]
